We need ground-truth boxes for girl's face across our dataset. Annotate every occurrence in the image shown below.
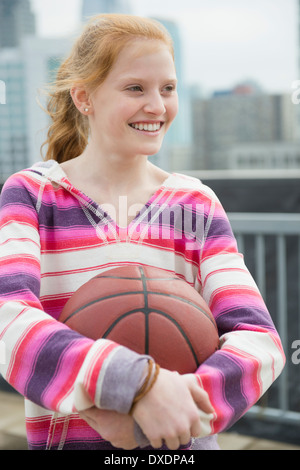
[88,39,178,159]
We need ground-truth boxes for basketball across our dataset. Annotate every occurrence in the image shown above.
[59,265,219,374]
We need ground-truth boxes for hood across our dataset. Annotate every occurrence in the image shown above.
[28,160,113,239]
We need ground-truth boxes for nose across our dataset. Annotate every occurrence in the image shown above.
[143,90,166,116]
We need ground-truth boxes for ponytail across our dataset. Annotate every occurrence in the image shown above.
[41,65,89,163]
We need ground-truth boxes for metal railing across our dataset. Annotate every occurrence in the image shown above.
[228,212,300,425]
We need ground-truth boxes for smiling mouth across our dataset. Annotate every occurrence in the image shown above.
[129,122,163,132]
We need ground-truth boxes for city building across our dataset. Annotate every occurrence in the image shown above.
[0,0,35,49]
[82,0,132,19]
[226,142,300,170]
[0,48,27,180]
[150,18,192,171]
[0,0,37,181]
[0,36,72,182]
[192,84,297,170]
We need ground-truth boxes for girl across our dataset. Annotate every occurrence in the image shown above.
[0,14,285,450]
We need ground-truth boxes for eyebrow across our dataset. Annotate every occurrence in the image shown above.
[119,76,178,84]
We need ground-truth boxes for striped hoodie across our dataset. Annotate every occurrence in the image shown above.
[0,160,285,450]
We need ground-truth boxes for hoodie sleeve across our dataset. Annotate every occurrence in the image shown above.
[0,172,148,415]
[193,187,286,435]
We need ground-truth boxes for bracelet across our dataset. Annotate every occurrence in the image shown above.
[134,359,154,401]
[130,359,160,413]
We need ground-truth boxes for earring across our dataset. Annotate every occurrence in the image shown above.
[84,108,89,113]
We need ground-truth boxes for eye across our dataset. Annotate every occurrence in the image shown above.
[162,84,177,94]
[127,85,143,92]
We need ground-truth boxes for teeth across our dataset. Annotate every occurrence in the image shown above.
[131,123,161,132]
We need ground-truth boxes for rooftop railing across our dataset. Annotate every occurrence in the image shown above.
[228,212,300,425]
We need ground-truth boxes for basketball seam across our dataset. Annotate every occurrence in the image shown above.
[101,306,200,368]
[62,291,216,328]
[94,275,181,281]
[139,266,149,354]
[62,291,143,323]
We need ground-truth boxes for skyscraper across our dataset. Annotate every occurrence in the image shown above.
[82,0,132,19]
[0,49,27,179]
[0,0,36,48]
[0,35,73,181]
[153,19,192,147]
[192,87,296,170]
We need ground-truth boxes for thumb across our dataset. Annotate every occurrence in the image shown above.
[185,374,214,415]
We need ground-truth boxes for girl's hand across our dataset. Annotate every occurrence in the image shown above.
[131,368,214,450]
[79,408,138,450]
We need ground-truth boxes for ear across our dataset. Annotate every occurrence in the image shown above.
[70,87,92,115]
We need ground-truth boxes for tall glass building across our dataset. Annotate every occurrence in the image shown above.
[0,0,35,48]
[0,0,36,181]
[82,0,132,18]
[0,50,27,180]
[154,18,191,147]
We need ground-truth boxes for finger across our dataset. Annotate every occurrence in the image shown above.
[150,437,163,449]
[120,441,138,450]
[190,384,214,414]
[190,417,202,438]
[190,407,215,439]
[179,430,192,446]
[110,437,138,450]
[165,436,180,450]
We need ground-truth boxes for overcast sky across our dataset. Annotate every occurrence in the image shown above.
[30,0,299,95]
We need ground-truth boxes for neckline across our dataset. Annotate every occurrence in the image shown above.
[53,161,176,230]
